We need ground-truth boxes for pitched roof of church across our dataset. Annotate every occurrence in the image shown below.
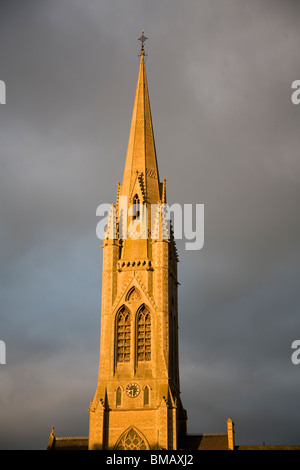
[178,433,229,451]
[47,428,88,451]
[47,428,300,451]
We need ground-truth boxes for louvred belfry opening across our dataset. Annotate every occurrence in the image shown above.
[137,305,151,362]
[116,306,131,363]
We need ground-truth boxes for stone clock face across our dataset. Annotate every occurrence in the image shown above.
[125,382,141,398]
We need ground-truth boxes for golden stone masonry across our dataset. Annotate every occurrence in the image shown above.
[47,32,300,452]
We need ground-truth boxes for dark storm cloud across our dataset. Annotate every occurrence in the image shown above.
[0,0,300,448]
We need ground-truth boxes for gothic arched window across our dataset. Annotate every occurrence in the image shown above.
[144,386,150,406]
[116,306,131,363]
[116,387,122,406]
[133,194,140,219]
[137,306,151,362]
[115,427,149,450]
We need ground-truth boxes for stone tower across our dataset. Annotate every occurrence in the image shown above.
[88,34,187,450]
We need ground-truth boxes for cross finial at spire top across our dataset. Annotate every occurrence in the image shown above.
[138,29,148,53]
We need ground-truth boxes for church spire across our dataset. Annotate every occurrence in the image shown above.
[120,31,161,206]
[88,35,187,450]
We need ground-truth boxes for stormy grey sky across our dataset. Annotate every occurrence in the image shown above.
[1,0,300,449]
